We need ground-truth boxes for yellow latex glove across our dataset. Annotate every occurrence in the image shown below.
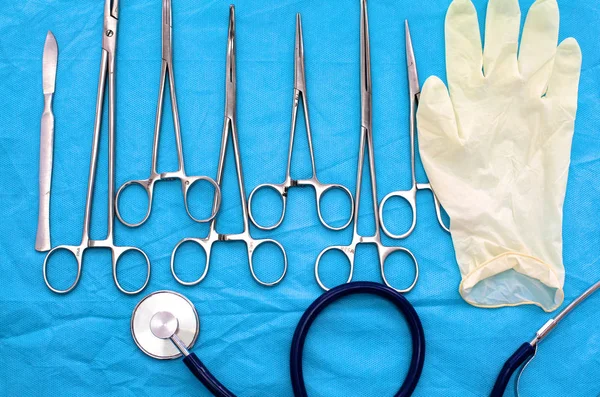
[417,0,582,311]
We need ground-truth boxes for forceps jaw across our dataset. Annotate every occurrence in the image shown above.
[294,14,307,94]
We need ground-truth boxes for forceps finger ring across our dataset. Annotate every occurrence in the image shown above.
[379,247,419,293]
[247,239,288,287]
[43,245,83,294]
[314,246,354,291]
[181,175,222,223]
[112,246,152,295]
[170,238,212,287]
[115,178,155,228]
[248,183,288,231]
[313,182,355,231]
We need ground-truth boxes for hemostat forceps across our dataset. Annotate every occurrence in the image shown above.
[43,0,150,295]
[248,14,354,231]
[171,6,287,287]
[115,0,221,227]
[378,21,449,239]
[314,0,418,293]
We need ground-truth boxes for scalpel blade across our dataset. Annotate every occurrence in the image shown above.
[43,32,57,95]
[36,31,58,252]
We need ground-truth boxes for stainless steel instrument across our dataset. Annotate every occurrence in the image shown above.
[170,6,287,287]
[36,31,58,252]
[247,14,354,232]
[115,0,221,228]
[43,0,151,295]
[314,0,418,293]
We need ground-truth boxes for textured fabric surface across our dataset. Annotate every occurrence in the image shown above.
[0,0,599,396]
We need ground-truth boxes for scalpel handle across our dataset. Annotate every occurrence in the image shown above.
[36,93,54,252]
[490,342,535,397]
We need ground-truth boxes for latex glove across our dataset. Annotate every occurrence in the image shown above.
[417,0,582,311]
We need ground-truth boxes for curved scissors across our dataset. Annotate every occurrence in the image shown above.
[248,14,354,231]
[315,0,418,293]
[115,0,221,227]
[171,6,287,287]
[43,0,150,295]
[378,21,449,239]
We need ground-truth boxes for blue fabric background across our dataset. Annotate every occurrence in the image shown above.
[1,0,599,396]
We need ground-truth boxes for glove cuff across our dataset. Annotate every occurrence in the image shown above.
[459,252,564,312]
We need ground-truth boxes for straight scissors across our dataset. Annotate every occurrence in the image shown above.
[248,14,354,231]
[115,0,221,227]
[43,0,150,295]
[171,6,287,287]
[315,0,418,293]
[378,21,449,239]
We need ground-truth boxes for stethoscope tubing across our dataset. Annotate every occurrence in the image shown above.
[290,281,426,397]
[178,281,425,397]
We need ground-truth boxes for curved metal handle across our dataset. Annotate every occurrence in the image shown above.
[182,175,221,224]
[43,245,84,294]
[315,245,355,291]
[490,343,536,397]
[112,246,151,295]
[115,178,154,228]
[313,181,354,231]
[379,246,419,293]
[379,189,417,239]
[171,238,212,286]
[247,183,287,231]
[247,238,288,286]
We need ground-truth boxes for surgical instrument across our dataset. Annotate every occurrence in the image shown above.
[115,0,221,227]
[314,0,418,293]
[132,283,425,397]
[248,14,354,231]
[36,31,58,252]
[171,6,287,287]
[378,22,449,239]
[490,280,600,397]
[43,0,150,295]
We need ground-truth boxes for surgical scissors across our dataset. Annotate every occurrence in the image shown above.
[248,14,354,231]
[171,6,287,287]
[378,22,449,239]
[115,0,221,227]
[43,0,150,295]
[314,0,418,293]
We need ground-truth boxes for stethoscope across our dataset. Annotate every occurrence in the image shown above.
[131,282,426,397]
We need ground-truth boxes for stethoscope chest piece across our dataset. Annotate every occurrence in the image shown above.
[131,290,199,360]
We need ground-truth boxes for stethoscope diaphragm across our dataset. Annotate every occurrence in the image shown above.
[131,290,199,360]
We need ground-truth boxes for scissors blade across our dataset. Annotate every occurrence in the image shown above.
[360,0,372,130]
[294,13,306,93]
[225,5,236,118]
[43,31,58,95]
[405,20,420,97]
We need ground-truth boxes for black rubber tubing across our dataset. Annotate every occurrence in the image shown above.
[290,281,426,397]
[489,342,536,397]
[182,281,426,397]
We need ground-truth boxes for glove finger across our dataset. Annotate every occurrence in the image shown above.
[546,38,582,115]
[519,0,559,95]
[483,0,520,78]
[445,0,484,90]
[417,76,461,160]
